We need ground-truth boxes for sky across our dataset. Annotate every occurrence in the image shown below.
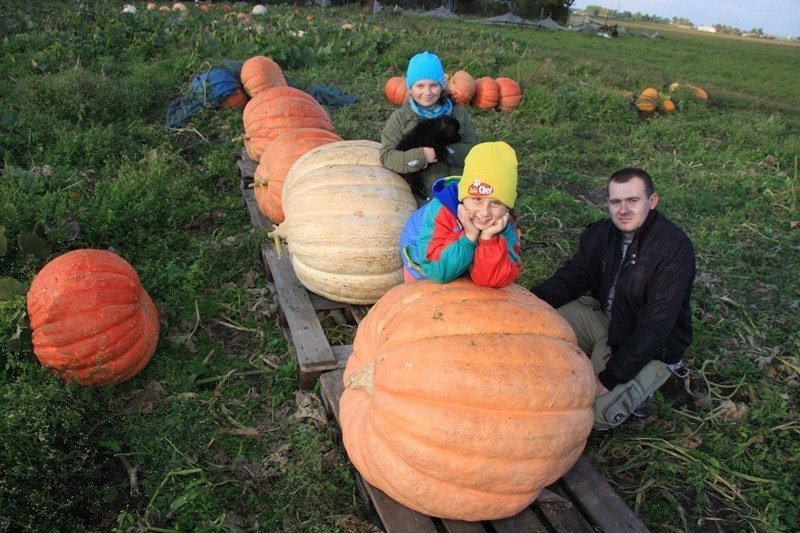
[570,0,800,38]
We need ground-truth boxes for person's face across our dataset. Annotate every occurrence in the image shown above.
[409,79,442,109]
[607,177,658,239]
[461,197,508,231]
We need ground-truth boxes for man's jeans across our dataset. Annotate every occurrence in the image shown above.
[557,296,671,430]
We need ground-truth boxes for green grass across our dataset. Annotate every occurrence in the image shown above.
[1,2,798,531]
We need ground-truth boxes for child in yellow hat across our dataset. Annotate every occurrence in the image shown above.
[399,141,521,288]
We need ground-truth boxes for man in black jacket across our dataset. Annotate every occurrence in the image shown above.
[531,168,695,430]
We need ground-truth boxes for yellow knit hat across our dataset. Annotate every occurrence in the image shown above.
[458,142,518,208]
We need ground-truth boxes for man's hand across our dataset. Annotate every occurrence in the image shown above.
[457,204,480,242]
[594,373,609,396]
[480,211,509,240]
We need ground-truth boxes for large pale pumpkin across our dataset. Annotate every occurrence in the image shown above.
[253,128,342,223]
[242,86,333,162]
[274,140,416,304]
[340,279,595,521]
[240,55,287,98]
[26,249,160,386]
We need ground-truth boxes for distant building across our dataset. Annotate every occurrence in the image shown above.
[697,25,716,33]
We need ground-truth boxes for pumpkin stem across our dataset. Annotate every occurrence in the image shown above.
[345,361,375,395]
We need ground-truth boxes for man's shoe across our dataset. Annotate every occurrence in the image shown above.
[631,397,652,419]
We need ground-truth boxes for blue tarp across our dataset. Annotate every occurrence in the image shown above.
[166,61,243,129]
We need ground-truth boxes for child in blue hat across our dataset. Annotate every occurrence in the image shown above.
[379,51,480,206]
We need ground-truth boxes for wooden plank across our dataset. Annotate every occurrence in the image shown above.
[240,181,274,231]
[260,243,338,388]
[319,370,345,423]
[535,484,594,533]
[490,508,549,533]
[237,147,258,180]
[440,519,487,533]
[561,457,650,532]
[365,485,439,533]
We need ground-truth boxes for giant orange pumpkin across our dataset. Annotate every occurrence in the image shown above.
[340,279,595,520]
[384,76,409,106]
[242,86,334,162]
[240,55,287,98]
[495,77,522,111]
[253,128,342,223]
[446,70,476,106]
[26,249,160,386]
[470,76,499,110]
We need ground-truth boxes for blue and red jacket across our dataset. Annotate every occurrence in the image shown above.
[400,177,521,288]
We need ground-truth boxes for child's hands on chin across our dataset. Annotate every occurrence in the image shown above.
[480,211,509,240]
[457,204,480,242]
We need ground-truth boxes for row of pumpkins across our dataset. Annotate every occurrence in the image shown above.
[24,55,597,523]
[124,3,269,16]
[631,83,709,114]
[385,71,523,111]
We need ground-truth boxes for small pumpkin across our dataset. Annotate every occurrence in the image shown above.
[659,98,676,113]
[446,70,476,106]
[495,77,522,111]
[635,95,658,112]
[253,128,343,224]
[470,76,500,110]
[240,56,287,98]
[275,140,416,304]
[384,76,409,106]
[340,278,595,520]
[26,249,160,387]
[640,87,660,100]
[220,87,249,109]
[242,86,334,162]
[691,85,708,100]
[172,2,187,12]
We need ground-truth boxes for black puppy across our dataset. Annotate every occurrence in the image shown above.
[396,115,461,198]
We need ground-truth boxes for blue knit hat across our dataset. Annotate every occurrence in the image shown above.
[406,51,446,89]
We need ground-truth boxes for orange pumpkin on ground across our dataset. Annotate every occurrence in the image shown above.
[691,85,709,100]
[220,87,249,109]
[640,87,660,100]
[635,95,658,112]
[446,70,476,106]
[242,86,334,162]
[470,77,499,110]
[495,77,522,111]
[384,76,409,106]
[660,99,676,113]
[253,128,343,223]
[340,278,595,521]
[26,249,160,386]
[240,56,287,98]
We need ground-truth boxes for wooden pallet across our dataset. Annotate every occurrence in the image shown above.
[320,369,650,533]
[238,150,369,388]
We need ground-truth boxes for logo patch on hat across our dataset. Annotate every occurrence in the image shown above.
[467,179,494,197]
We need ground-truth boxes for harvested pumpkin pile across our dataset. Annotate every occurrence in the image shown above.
[628,83,709,115]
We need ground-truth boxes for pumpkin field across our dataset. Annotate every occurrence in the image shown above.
[1,1,798,531]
